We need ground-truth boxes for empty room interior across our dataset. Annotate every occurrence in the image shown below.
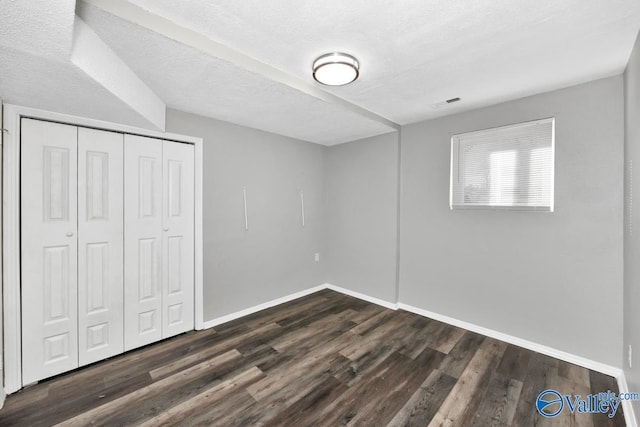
[3,0,640,425]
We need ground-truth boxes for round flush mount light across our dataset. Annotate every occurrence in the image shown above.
[312,52,359,86]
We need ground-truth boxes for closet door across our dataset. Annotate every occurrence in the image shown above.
[162,141,195,338]
[124,135,163,350]
[21,119,78,383]
[77,128,124,366]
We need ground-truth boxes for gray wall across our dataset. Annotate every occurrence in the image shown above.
[400,77,624,366]
[624,30,640,414]
[324,132,398,302]
[166,109,325,321]
[167,75,626,369]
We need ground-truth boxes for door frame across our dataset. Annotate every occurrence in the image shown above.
[2,104,204,394]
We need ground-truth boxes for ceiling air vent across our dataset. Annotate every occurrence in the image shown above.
[431,97,462,109]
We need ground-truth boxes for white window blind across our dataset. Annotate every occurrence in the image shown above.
[450,118,554,211]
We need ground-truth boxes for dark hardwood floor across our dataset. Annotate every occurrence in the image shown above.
[0,289,625,426]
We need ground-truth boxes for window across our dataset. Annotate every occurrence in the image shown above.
[450,118,554,211]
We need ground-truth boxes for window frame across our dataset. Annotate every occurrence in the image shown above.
[449,117,555,212]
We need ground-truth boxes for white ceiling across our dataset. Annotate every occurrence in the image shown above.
[2,0,640,145]
[0,0,164,129]
[77,3,393,145]
[1,0,75,59]
[0,44,157,130]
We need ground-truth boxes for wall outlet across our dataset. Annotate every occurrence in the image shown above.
[629,345,633,369]
[314,253,320,262]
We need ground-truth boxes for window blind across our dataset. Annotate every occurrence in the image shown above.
[450,118,554,211]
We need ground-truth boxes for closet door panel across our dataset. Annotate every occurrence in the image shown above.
[124,135,163,350]
[21,119,78,383]
[78,128,124,366]
[162,142,195,338]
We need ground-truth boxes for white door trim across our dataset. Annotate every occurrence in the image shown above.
[0,99,5,409]
[2,104,204,394]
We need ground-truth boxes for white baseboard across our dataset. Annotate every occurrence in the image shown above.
[199,283,397,330]
[200,285,327,330]
[397,302,637,426]
[202,284,619,375]
[616,372,638,427]
[197,283,635,425]
[397,302,621,378]
[324,283,399,310]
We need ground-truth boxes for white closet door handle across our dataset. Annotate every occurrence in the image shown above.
[66,232,74,237]
[163,228,169,232]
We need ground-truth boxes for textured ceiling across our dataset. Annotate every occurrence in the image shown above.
[122,0,640,125]
[0,44,159,130]
[0,0,75,58]
[78,4,393,145]
[2,0,640,144]
[0,0,163,129]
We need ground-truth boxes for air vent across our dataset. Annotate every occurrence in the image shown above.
[431,97,462,109]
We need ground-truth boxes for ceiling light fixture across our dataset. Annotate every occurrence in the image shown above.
[312,52,359,86]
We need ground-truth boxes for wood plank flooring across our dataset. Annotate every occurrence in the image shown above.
[0,290,626,426]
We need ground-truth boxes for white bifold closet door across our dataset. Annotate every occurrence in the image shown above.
[22,119,79,384]
[124,135,194,351]
[161,140,195,339]
[21,120,195,383]
[21,120,124,383]
[77,128,124,366]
